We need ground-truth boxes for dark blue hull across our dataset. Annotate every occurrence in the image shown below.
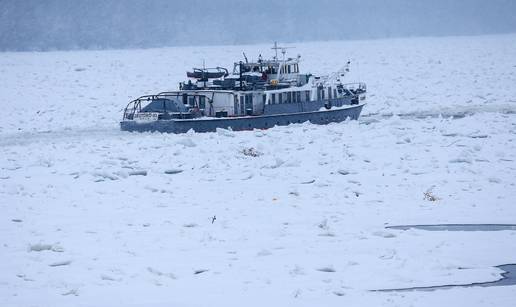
[120,103,364,133]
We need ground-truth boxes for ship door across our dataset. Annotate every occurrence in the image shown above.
[245,94,253,115]
[240,95,245,115]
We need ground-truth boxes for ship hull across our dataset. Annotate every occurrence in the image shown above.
[120,103,365,133]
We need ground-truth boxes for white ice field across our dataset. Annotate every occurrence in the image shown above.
[1,34,516,307]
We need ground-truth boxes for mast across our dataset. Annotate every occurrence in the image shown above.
[271,41,279,61]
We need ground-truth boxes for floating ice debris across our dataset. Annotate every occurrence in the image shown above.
[49,260,72,267]
[176,138,196,147]
[373,264,516,292]
[29,243,64,252]
[194,269,209,275]
[316,266,336,273]
[129,170,147,176]
[242,147,262,157]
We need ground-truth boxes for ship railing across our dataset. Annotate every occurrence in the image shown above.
[123,95,155,120]
[340,82,366,91]
[338,82,366,96]
[122,92,214,120]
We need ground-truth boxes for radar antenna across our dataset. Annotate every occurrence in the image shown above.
[271,41,295,61]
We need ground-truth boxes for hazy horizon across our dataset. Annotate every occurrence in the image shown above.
[1,0,516,51]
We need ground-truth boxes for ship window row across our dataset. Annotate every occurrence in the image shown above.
[268,90,311,104]
[279,64,299,74]
[316,87,340,100]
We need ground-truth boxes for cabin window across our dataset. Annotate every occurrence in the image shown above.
[317,89,321,100]
[334,89,337,98]
[234,96,238,114]
[328,87,332,100]
[271,93,276,104]
[188,96,195,107]
[287,92,292,103]
[305,91,310,101]
[199,96,206,109]
[240,95,245,114]
[262,94,266,105]
[292,92,297,103]
[297,91,301,102]
[182,93,188,105]
[245,94,253,114]
[278,93,282,104]
[287,65,291,74]
[322,89,325,100]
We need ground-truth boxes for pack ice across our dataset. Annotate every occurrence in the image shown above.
[1,34,516,307]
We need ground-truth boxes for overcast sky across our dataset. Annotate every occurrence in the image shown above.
[1,0,515,51]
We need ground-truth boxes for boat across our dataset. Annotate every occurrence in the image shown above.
[186,67,228,80]
[120,43,366,133]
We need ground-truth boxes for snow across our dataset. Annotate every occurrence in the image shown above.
[1,34,516,307]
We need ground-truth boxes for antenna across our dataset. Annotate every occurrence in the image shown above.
[272,41,279,60]
[271,42,294,60]
[243,52,248,64]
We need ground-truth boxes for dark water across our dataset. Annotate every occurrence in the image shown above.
[374,264,516,292]
[386,224,516,231]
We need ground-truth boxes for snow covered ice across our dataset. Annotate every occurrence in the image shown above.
[1,34,516,306]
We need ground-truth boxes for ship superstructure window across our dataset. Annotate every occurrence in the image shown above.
[328,87,332,100]
[287,92,292,103]
[188,96,195,107]
[297,91,301,102]
[245,94,253,114]
[234,96,238,114]
[305,91,310,101]
[271,93,276,104]
[278,93,283,104]
[199,96,206,109]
